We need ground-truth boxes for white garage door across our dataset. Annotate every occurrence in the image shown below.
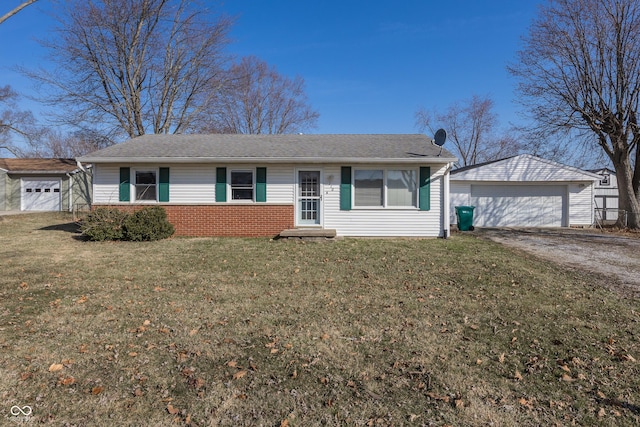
[21,178,62,211]
[470,184,566,227]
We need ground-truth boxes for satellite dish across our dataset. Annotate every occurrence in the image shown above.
[434,128,447,146]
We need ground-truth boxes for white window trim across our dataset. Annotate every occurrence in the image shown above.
[229,169,256,202]
[352,168,419,210]
[133,168,159,203]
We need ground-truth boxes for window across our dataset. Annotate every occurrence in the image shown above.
[135,170,157,201]
[600,173,610,186]
[231,170,254,200]
[354,169,417,208]
[387,170,417,207]
[354,170,383,206]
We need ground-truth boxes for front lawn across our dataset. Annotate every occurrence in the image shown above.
[1,213,638,426]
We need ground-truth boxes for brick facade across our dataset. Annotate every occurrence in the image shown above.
[95,204,295,237]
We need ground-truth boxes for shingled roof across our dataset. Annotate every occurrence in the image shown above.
[77,134,457,164]
[0,158,81,174]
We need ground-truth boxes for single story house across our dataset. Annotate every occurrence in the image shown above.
[77,134,457,238]
[0,158,92,212]
[588,167,619,222]
[449,154,600,228]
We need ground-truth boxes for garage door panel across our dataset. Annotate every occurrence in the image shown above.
[470,185,566,227]
[21,179,61,211]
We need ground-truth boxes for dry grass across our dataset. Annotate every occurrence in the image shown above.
[1,213,639,426]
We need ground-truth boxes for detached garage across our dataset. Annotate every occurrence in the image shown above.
[450,154,600,228]
[0,158,92,212]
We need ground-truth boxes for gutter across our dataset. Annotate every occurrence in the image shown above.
[66,173,73,212]
[443,162,453,239]
[76,156,459,165]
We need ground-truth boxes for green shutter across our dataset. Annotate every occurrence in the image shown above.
[215,167,227,202]
[119,167,130,202]
[340,166,352,211]
[256,167,267,202]
[158,167,170,202]
[419,166,431,211]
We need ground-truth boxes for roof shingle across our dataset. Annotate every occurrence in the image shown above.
[78,134,457,164]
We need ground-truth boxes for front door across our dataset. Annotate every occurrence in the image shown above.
[297,170,321,226]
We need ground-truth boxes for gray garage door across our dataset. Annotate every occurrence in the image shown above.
[470,184,567,227]
[21,178,62,211]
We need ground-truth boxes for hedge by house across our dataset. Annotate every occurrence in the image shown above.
[82,206,174,241]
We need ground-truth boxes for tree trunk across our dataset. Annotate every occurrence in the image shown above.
[613,154,640,228]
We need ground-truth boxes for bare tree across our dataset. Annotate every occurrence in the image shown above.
[204,56,319,134]
[415,95,520,167]
[509,0,640,228]
[0,0,38,25]
[0,85,40,156]
[20,129,112,158]
[26,0,233,140]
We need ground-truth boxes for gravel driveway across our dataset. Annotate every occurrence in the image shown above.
[472,227,640,297]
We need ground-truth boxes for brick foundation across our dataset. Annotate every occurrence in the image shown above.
[94,204,295,237]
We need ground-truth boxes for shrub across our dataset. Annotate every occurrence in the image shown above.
[123,206,175,241]
[81,207,129,241]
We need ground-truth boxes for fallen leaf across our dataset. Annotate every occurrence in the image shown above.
[321,333,330,340]
[281,420,290,427]
[454,399,465,408]
[560,364,571,372]
[59,376,75,386]
[270,348,279,354]
[598,407,606,417]
[78,344,89,353]
[514,370,523,381]
[189,329,198,336]
[128,352,138,357]
[226,360,238,368]
[167,404,179,415]
[48,363,64,372]
[19,282,28,289]
[233,370,247,380]
[91,386,104,395]
[561,373,574,382]
[133,388,144,396]
[76,295,88,304]
[621,354,636,362]
[143,319,151,326]
[498,353,505,364]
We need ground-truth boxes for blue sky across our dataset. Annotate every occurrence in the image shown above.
[0,0,541,135]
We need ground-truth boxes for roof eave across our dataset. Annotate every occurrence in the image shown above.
[77,156,458,164]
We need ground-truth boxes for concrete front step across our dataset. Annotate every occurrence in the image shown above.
[278,228,337,239]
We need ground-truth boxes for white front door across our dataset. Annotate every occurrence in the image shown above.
[297,170,322,226]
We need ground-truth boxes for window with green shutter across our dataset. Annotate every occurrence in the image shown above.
[340,166,352,210]
[119,167,130,202]
[256,167,267,202]
[215,167,227,202]
[419,167,431,211]
[159,167,170,202]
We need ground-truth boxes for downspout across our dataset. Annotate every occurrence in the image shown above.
[443,162,452,239]
[66,173,73,213]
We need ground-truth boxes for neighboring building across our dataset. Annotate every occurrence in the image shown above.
[450,154,600,228]
[0,158,92,212]
[588,167,619,222]
[77,134,457,238]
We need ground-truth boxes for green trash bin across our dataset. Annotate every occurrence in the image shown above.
[455,206,475,231]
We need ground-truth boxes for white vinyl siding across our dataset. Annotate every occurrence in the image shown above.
[323,164,446,237]
[568,183,594,225]
[91,162,446,237]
